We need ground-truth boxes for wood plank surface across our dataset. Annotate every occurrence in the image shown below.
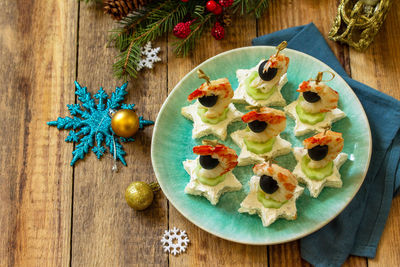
[70,3,168,266]
[1,0,399,266]
[0,1,77,266]
[349,1,400,266]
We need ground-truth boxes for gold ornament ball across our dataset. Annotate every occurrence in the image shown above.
[125,182,154,211]
[111,109,139,138]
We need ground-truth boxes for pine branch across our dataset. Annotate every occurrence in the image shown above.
[108,1,172,51]
[112,0,187,79]
[113,41,141,78]
[132,2,186,44]
[108,9,149,51]
[173,13,214,57]
[251,0,270,18]
[232,0,270,18]
[108,0,271,79]
[232,0,249,15]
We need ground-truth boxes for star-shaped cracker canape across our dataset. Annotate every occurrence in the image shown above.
[181,69,242,140]
[284,71,346,136]
[231,106,291,166]
[292,130,348,198]
[183,140,241,205]
[239,161,304,227]
[233,41,289,107]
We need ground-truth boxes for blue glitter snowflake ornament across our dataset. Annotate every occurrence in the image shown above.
[47,81,154,166]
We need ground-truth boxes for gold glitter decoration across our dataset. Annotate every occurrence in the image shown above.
[329,0,392,51]
[125,181,160,211]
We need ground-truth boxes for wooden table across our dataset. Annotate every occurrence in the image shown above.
[1,0,399,266]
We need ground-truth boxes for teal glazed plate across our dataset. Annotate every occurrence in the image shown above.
[151,47,372,245]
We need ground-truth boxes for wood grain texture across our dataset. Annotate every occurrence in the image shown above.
[70,4,168,266]
[0,0,77,266]
[257,0,349,71]
[349,1,400,266]
[1,0,399,266]
[167,15,270,267]
[269,242,311,267]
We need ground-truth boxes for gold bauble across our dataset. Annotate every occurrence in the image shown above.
[125,182,154,211]
[111,109,139,138]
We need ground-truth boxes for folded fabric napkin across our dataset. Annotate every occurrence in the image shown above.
[253,23,400,267]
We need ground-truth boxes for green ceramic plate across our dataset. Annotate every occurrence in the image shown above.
[151,47,372,245]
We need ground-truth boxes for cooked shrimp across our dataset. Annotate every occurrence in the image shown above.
[241,107,286,142]
[253,163,297,202]
[297,80,339,114]
[188,78,234,118]
[193,143,238,179]
[303,130,344,168]
[252,53,290,91]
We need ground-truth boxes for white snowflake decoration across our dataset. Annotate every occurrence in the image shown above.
[137,42,161,71]
[160,227,190,256]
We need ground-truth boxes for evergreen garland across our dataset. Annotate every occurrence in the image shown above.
[85,0,270,79]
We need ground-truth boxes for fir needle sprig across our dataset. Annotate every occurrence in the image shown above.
[112,1,186,78]
[173,13,214,57]
[98,0,271,79]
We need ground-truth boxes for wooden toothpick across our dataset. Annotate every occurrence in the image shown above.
[245,105,263,112]
[315,72,323,85]
[197,69,210,85]
[275,41,287,56]
[312,71,335,85]
[263,156,277,167]
[202,139,220,146]
[322,125,331,135]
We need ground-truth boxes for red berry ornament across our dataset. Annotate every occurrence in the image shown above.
[173,22,191,39]
[212,4,223,15]
[206,0,217,11]
[211,22,225,40]
[181,0,189,2]
[219,0,233,7]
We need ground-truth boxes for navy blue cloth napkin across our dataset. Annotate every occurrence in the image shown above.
[253,23,400,267]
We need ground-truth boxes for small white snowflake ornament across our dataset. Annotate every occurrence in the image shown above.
[161,227,190,256]
[137,42,161,71]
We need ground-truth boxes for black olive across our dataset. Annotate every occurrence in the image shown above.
[259,175,279,194]
[308,145,329,161]
[199,155,219,169]
[199,94,218,107]
[258,60,278,81]
[303,91,321,103]
[248,120,267,133]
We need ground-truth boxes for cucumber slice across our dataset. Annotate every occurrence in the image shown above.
[257,190,286,209]
[295,96,326,125]
[244,137,276,154]
[197,106,228,124]
[194,164,226,186]
[245,71,276,100]
[301,155,333,181]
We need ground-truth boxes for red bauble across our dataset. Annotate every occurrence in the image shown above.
[181,0,189,2]
[173,22,191,39]
[212,4,222,15]
[219,0,233,7]
[211,22,225,40]
[206,1,217,12]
